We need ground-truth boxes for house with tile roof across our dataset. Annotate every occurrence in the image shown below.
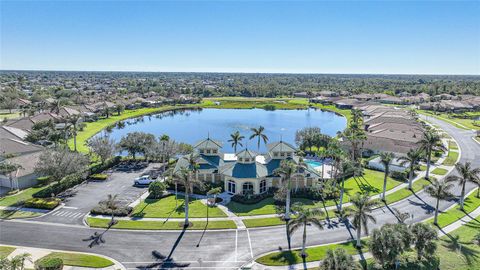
[174,138,322,195]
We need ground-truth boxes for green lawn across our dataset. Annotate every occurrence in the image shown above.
[68,105,196,153]
[131,195,226,218]
[449,141,458,150]
[256,240,368,266]
[0,112,20,120]
[39,252,114,268]
[87,217,236,230]
[431,167,449,175]
[0,246,16,259]
[0,186,46,207]
[419,111,478,130]
[437,220,480,270]
[227,169,402,216]
[442,151,459,166]
[427,188,480,228]
[243,217,286,228]
[384,178,431,204]
[0,210,42,219]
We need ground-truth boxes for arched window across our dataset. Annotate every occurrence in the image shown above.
[260,180,267,193]
[242,182,254,195]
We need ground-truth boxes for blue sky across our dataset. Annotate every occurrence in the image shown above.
[1,1,479,74]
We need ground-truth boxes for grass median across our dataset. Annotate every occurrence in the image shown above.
[87,217,236,230]
[39,252,114,268]
[432,167,449,175]
[0,246,15,259]
[442,151,459,166]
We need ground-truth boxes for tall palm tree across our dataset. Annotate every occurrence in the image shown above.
[342,127,366,162]
[288,203,324,257]
[424,177,455,225]
[105,194,119,227]
[351,109,363,126]
[66,114,82,152]
[228,131,244,152]
[274,160,298,220]
[418,130,446,179]
[446,162,480,210]
[8,253,32,270]
[317,148,328,180]
[379,152,395,201]
[349,193,378,248]
[398,148,424,190]
[185,152,200,181]
[0,161,22,191]
[337,158,355,211]
[249,126,268,151]
[171,167,204,227]
[326,140,346,181]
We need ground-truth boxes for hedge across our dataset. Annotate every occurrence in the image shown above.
[90,173,108,180]
[35,257,63,270]
[90,205,133,217]
[24,198,61,210]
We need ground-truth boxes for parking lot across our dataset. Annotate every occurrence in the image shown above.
[33,162,163,225]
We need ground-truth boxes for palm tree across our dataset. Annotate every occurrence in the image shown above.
[337,158,354,211]
[105,194,119,227]
[0,161,22,191]
[274,160,298,220]
[288,203,324,257]
[228,131,245,152]
[321,248,360,270]
[446,162,480,210]
[171,167,205,227]
[342,127,366,162]
[398,148,423,190]
[8,253,32,270]
[379,152,395,201]
[351,109,363,126]
[418,130,446,179]
[66,114,82,152]
[249,126,268,151]
[349,193,378,248]
[317,148,328,180]
[424,177,455,225]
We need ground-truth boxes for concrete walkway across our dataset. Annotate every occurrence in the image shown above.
[2,245,125,270]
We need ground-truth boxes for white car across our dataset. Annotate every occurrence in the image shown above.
[134,175,154,186]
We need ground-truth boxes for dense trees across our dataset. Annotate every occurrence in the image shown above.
[87,136,117,164]
[118,132,156,159]
[35,148,89,183]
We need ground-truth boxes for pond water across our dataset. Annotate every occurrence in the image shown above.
[97,108,347,153]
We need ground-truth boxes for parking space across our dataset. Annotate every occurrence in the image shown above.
[33,162,162,225]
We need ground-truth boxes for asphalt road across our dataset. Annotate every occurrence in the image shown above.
[0,117,479,269]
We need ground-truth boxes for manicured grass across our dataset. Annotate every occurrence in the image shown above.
[437,220,480,270]
[243,217,286,228]
[0,112,20,120]
[449,141,458,150]
[256,240,368,266]
[0,186,46,207]
[384,178,431,204]
[432,167,449,176]
[420,165,427,171]
[0,246,16,259]
[427,188,480,228]
[418,111,477,130]
[442,151,459,166]
[131,195,226,218]
[0,210,42,219]
[68,105,196,153]
[40,252,114,268]
[227,169,402,216]
[87,217,236,230]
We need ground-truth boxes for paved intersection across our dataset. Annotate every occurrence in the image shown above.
[0,117,479,269]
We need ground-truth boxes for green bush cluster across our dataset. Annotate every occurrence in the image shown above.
[90,205,132,217]
[390,171,408,181]
[148,181,167,199]
[90,173,108,180]
[35,257,63,270]
[33,171,87,198]
[36,176,51,186]
[167,181,223,196]
[24,198,61,210]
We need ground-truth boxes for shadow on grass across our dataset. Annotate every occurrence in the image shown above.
[440,230,479,266]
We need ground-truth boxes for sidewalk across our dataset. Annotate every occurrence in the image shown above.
[1,245,125,270]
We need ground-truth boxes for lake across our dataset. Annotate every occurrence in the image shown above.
[97,108,347,153]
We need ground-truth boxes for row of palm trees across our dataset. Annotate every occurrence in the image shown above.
[228,126,268,152]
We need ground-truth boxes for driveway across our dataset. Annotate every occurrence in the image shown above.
[32,162,162,225]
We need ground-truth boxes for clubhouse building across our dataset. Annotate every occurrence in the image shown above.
[174,138,322,195]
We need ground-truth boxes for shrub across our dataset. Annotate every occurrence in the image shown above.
[148,181,167,199]
[263,104,276,111]
[33,171,87,198]
[37,176,51,186]
[89,156,121,175]
[167,181,223,196]
[231,190,273,204]
[390,171,408,181]
[24,198,61,210]
[35,257,63,270]
[90,173,108,180]
[90,205,132,217]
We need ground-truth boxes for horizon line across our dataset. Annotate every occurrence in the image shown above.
[1,68,479,77]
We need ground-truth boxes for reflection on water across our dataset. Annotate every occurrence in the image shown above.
[95,108,347,153]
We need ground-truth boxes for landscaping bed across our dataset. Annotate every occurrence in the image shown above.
[87,217,236,230]
[431,167,449,175]
[38,252,114,268]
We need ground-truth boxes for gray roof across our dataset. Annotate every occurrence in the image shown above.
[267,141,296,153]
[236,149,257,159]
[219,162,268,179]
[194,138,223,149]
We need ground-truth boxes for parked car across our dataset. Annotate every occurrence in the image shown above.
[134,175,154,186]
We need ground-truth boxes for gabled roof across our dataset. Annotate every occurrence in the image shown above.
[194,138,223,149]
[267,141,296,153]
[220,162,268,178]
[236,149,257,159]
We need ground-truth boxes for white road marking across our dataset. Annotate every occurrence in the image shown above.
[246,229,253,259]
[62,206,78,209]
[235,229,238,262]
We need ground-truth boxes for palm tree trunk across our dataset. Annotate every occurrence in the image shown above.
[356,224,362,248]
[185,191,190,227]
[285,186,291,220]
[301,223,307,257]
[460,182,466,210]
[382,168,388,201]
[73,133,77,152]
[434,197,440,225]
[426,149,432,179]
[408,165,414,190]
[338,175,345,211]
